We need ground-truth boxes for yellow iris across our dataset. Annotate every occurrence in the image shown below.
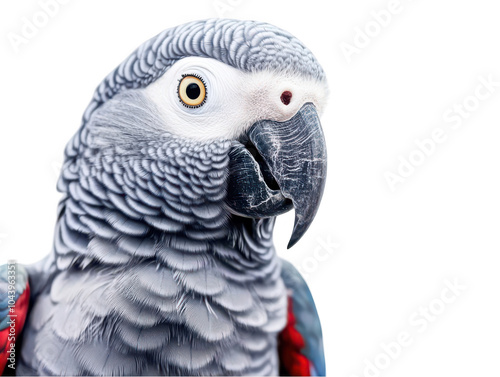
[177,75,207,108]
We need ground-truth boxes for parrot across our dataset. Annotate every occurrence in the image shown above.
[0,18,328,376]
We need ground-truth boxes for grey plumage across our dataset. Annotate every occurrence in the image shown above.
[13,18,327,376]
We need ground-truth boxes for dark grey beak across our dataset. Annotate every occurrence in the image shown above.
[226,103,327,248]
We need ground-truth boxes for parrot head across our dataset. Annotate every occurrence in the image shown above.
[64,19,328,249]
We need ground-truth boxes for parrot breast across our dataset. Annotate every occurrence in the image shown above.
[19,123,288,375]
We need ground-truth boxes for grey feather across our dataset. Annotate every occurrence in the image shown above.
[30,293,56,331]
[182,299,234,342]
[156,247,212,272]
[133,264,180,297]
[75,341,144,376]
[88,237,133,265]
[212,284,254,312]
[220,347,251,373]
[116,321,172,351]
[160,338,218,370]
[52,304,94,341]
[178,269,227,296]
[232,301,269,328]
[238,329,270,353]
[116,236,157,258]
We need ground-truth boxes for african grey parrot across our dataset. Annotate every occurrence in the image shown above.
[1,19,328,376]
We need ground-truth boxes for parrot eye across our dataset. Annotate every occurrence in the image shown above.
[177,74,207,108]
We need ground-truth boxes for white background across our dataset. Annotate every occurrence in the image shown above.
[1,0,500,376]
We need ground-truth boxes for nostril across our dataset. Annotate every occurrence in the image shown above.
[280,91,292,105]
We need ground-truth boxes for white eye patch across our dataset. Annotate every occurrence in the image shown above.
[143,56,328,142]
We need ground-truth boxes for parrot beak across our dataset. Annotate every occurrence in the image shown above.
[227,103,327,248]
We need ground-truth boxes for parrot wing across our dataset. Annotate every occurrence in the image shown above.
[0,264,30,375]
[278,259,326,376]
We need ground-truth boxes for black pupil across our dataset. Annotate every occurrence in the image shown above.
[186,83,201,100]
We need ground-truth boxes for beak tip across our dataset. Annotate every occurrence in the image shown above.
[286,217,307,249]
